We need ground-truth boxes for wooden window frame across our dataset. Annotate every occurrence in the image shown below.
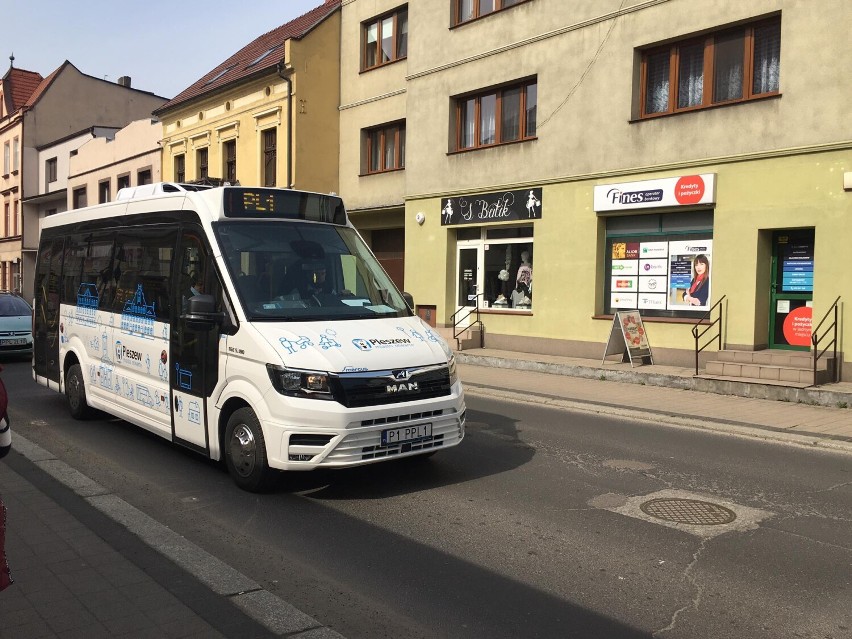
[262,128,277,187]
[362,6,408,71]
[453,79,537,152]
[223,140,237,183]
[196,148,209,180]
[46,157,58,184]
[452,0,530,27]
[365,122,406,174]
[639,16,781,119]
[174,154,185,182]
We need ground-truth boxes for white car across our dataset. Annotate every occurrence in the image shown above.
[0,292,33,357]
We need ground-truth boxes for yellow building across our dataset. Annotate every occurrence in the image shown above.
[155,0,341,194]
[340,0,852,383]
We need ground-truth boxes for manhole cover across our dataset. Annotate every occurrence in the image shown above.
[640,498,736,525]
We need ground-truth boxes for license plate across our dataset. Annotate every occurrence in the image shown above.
[0,338,26,346]
[382,423,432,446]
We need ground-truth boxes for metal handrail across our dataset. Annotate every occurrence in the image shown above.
[451,294,485,351]
[691,295,726,376]
[811,295,841,385]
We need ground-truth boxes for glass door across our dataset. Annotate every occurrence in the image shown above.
[769,229,814,350]
[456,246,480,309]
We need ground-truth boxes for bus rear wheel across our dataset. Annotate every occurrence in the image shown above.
[225,407,273,492]
[66,364,95,420]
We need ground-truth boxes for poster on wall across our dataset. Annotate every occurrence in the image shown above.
[667,240,712,311]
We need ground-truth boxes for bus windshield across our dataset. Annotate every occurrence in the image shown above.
[214,221,411,321]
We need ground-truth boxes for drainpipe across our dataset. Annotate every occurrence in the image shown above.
[276,61,295,189]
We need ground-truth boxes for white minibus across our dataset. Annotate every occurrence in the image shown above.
[33,184,465,491]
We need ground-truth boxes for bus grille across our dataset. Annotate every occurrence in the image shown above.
[330,365,452,408]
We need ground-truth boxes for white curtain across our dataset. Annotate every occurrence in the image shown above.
[677,42,704,108]
[753,22,781,94]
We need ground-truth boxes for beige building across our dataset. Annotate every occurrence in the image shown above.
[1,59,166,300]
[340,0,852,381]
[155,0,341,196]
[66,118,163,209]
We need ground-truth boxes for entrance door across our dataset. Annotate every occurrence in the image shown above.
[769,229,815,350]
[456,246,481,324]
[170,230,221,451]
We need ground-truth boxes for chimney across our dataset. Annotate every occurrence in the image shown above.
[117,76,131,88]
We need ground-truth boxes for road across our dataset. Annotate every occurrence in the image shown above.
[5,358,851,638]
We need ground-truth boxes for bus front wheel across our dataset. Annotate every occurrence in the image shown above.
[66,364,95,420]
[225,407,273,492]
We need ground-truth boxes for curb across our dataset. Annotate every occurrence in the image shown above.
[455,352,852,409]
[462,382,852,455]
[10,432,345,639]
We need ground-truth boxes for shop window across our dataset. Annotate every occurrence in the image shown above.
[365,121,405,173]
[457,225,534,311]
[363,6,408,71]
[604,212,713,317]
[452,0,529,26]
[640,16,780,118]
[454,79,537,151]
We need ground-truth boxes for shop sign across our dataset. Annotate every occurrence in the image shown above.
[602,310,654,366]
[594,174,716,212]
[441,187,543,226]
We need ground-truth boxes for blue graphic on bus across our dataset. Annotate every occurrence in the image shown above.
[121,284,156,337]
[76,283,99,327]
[188,401,201,424]
[175,363,193,390]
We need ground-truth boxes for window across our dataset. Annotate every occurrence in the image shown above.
[46,157,58,184]
[174,154,185,182]
[12,137,19,172]
[363,6,408,70]
[366,122,405,173]
[117,174,130,191]
[223,140,236,183]
[262,129,277,187]
[453,0,527,25]
[2,142,8,175]
[3,203,8,236]
[98,180,110,204]
[455,79,537,151]
[457,225,534,311]
[72,187,87,209]
[138,169,152,185]
[197,148,208,180]
[603,211,713,317]
[640,16,780,118]
[12,200,18,236]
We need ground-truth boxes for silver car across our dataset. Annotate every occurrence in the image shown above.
[0,292,33,357]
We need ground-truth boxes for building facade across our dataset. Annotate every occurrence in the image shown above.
[339,1,409,291]
[336,0,851,378]
[155,0,341,196]
[66,118,163,209]
[5,60,166,300]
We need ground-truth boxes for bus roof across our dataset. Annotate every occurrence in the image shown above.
[41,184,348,231]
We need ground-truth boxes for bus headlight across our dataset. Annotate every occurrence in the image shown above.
[267,364,332,399]
[448,355,458,386]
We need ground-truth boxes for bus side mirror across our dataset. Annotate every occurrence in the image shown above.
[402,292,414,311]
[182,294,225,330]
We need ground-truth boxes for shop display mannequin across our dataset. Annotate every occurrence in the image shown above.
[512,251,532,308]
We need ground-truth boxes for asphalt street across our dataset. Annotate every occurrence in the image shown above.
[2,357,851,638]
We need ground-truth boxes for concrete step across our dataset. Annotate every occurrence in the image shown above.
[705,359,834,385]
[695,373,812,390]
[715,349,823,370]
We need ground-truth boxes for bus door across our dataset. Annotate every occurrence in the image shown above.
[170,230,222,452]
[33,236,65,385]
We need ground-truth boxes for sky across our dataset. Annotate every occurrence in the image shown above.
[5,0,328,99]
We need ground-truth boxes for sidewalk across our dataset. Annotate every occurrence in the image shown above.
[0,436,343,639]
[456,348,852,452]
